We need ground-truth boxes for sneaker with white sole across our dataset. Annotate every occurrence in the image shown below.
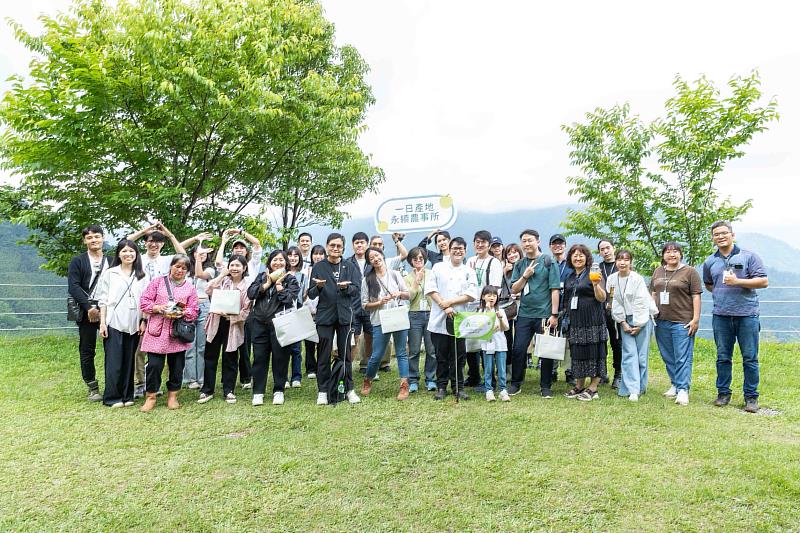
[291,380,301,388]
[317,392,328,405]
[499,389,510,402]
[110,401,124,408]
[252,394,264,406]
[187,381,201,390]
[273,392,285,405]
[629,393,639,402]
[123,401,134,407]
[225,392,237,404]
[197,393,213,404]
[241,381,252,390]
[675,389,689,406]
[284,381,291,389]
[346,390,361,404]
[308,373,317,380]
[485,390,496,402]
[663,385,677,398]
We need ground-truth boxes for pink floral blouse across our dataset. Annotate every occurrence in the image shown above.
[140,276,199,354]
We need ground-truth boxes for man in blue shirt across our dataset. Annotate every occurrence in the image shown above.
[702,220,768,413]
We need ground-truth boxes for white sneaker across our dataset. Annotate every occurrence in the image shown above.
[675,389,689,406]
[284,381,291,389]
[252,394,264,406]
[187,381,201,390]
[273,391,285,405]
[225,392,237,404]
[197,393,213,404]
[308,373,317,380]
[663,385,677,398]
[499,389,510,402]
[111,401,124,408]
[629,393,639,402]
[291,380,302,388]
[316,392,328,405]
[485,390,496,402]
[346,390,361,404]
[241,381,252,390]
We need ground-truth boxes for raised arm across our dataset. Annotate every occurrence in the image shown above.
[127,223,157,241]
[158,222,186,255]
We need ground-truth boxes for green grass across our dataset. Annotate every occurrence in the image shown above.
[1,336,799,531]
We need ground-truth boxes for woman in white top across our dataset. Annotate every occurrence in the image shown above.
[97,239,148,408]
[606,249,658,401]
[360,247,411,400]
[183,243,216,389]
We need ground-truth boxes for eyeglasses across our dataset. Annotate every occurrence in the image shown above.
[328,244,343,249]
[450,247,466,252]
[712,231,731,238]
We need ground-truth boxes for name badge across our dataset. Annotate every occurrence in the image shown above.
[570,296,578,310]
[523,284,530,296]
[419,298,428,311]
[560,281,564,289]
[660,292,670,305]
[128,296,137,310]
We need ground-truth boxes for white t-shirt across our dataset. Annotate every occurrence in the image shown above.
[466,255,502,310]
[480,308,509,354]
[361,270,408,326]
[192,267,216,300]
[95,266,148,334]
[424,261,479,335]
[142,254,173,283]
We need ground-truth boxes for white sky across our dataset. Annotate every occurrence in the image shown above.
[2,0,799,246]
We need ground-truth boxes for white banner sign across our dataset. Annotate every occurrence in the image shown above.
[374,194,457,234]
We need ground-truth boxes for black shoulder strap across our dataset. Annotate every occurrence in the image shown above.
[163,275,175,301]
[485,257,493,285]
[86,256,107,296]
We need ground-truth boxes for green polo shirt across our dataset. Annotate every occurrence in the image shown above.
[510,254,561,319]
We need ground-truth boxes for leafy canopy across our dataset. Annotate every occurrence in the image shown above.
[562,72,778,270]
[1,0,383,274]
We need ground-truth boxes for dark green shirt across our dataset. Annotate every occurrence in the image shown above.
[510,254,561,318]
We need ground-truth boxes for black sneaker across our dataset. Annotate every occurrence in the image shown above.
[541,388,553,399]
[713,394,731,407]
[507,384,521,396]
[611,375,620,389]
[743,397,759,413]
[455,390,469,401]
[434,389,448,401]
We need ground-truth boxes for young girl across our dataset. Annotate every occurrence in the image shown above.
[478,285,510,402]
[302,245,326,380]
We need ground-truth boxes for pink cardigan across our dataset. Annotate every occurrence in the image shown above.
[140,276,199,354]
[204,276,251,353]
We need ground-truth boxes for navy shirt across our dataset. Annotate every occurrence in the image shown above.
[702,244,767,316]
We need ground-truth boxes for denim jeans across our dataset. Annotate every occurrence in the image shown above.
[368,325,409,379]
[183,299,209,385]
[618,319,651,396]
[712,315,760,399]
[408,310,436,385]
[288,341,303,383]
[483,351,507,391]
[654,319,695,392]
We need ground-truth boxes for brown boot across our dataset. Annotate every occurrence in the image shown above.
[167,390,181,410]
[361,378,372,396]
[397,378,410,401]
[139,392,157,413]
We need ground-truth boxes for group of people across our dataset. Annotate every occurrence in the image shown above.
[67,219,768,413]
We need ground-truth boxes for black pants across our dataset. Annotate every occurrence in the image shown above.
[316,324,353,394]
[465,350,482,386]
[431,332,466,392]
[202,318,239,396]
[238,318,253,383]
[511,316,546,389]
[605,314,622,376]
[251,319,290,395]
[102,327,137,405]
[145,351,185,393]
[304,339,318,374]
[78,318,100,385]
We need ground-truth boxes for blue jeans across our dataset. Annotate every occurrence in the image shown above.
[712,315,760,399]
[654,319,696,392]
[408,311,436,385]
[483,351,507,391]
[183,299,209,384]
[288,342,302,382]
[368,325,409,379]
[618,319,651,396]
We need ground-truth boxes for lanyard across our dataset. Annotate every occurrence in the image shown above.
[660,265,681,292]
[601,261,615,279]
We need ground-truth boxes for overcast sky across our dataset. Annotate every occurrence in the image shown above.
[2,0,799,247]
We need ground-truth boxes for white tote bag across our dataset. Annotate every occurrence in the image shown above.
[379,305,410,333]
[209,289,241,315]
[534,327,566,360]
[272,306,318,347]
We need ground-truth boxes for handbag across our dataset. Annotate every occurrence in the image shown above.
[379,305,410,333]
[534,320,566,360]
[163,276,196,343]
[273,305,318,347]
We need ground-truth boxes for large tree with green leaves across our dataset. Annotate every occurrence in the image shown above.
[0,0,383,274]
[562,72,778,270]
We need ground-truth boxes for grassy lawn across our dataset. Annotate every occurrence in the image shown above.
[1,335,798,531]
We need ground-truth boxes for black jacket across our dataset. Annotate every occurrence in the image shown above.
[418,237,444,265]
[67,252,110,312]
[307,259,361,326]
[247,272,300,323]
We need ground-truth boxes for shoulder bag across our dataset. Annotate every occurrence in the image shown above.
[163,276,196,343]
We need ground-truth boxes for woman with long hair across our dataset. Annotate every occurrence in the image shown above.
[286,245,306,388]
[97,239,148,407]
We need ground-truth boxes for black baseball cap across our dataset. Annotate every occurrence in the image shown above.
[549,234,566,245]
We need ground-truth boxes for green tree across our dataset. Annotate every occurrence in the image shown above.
[0,0,383,275]
[562,72,778,270]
